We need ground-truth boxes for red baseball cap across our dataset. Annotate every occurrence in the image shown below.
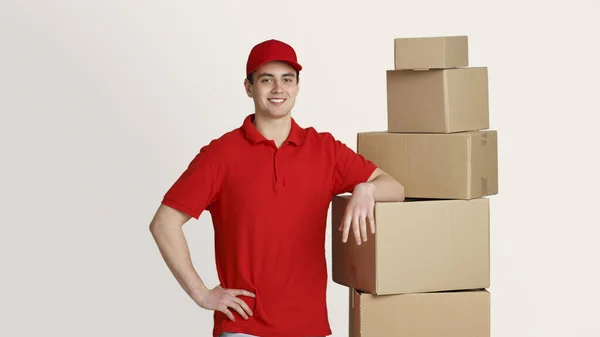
[246,39,303,76]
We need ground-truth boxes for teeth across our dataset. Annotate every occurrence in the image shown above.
[269,99,284,103]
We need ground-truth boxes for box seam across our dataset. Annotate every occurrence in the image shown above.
[443,36,447,67]
[467,134,472,198]
[443,71,450,132]
[404,135,409,196]
[394,39,397,69]
[374,203,378,293]
[359,293,363,337]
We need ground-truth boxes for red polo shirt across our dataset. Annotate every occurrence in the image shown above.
[161,114,377,337]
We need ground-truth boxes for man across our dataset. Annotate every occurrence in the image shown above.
[149,39,405,337]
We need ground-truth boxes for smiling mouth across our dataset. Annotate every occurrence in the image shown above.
[268,98,286,104]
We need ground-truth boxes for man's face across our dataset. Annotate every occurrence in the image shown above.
[244,61,299,119]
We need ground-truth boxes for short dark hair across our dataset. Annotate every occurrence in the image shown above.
[246,70,300,85]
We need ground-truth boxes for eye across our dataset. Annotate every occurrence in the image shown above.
[261,78,272,83]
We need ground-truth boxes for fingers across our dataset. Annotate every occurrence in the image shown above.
[221,289,254,321]
[341,201,374,245]
[352,214,361,245]
[228,300,249,320]
[359,215,367,243]
[368,209,376,234]
[228,289,256,298]
[232,296,253,318]
[219,305,235,321]
[341,209,353,243]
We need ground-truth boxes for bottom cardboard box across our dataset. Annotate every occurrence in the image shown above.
[349,288,490,337]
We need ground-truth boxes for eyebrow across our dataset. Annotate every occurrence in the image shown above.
[257,73,274,79]
[257,72,296,78]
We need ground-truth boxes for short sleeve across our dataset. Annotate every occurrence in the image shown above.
[161,147,221,219]
[332,138,377,195]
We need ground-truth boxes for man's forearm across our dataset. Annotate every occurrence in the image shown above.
[359,173,405,202]
[150,223,208,303]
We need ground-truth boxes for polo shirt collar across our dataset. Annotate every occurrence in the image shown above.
[241,114,306,146]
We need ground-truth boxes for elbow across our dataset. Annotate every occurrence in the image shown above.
[149,218,164,235]
[149,220,159,235]
[397,182,406,202]
[149,220,171,242]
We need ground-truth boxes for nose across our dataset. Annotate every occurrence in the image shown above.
[271,80,283,93]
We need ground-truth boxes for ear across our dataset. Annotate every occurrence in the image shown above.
[244,79,253,98]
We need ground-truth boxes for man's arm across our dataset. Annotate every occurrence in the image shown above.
[338,168,405,245]
[363,167,405,202]
[149,204,207,302]
[149,204,255,321]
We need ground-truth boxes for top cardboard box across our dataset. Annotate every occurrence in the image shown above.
[394,36,469,70]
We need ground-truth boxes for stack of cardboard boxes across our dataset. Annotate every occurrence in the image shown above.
[331,36,498,336]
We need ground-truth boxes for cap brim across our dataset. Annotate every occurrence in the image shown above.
[286,61,302,72]
[248,60,302,75]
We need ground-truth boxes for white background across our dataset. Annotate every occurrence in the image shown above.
[2,1,599,336]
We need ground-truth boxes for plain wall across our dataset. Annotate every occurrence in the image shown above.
[2,1,599,336]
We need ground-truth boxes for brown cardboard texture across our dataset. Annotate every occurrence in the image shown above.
[394,36,468,70]
[349,289,490,337]
[357,130,498,199]
[332,196,490,295]
[387,67,489,133]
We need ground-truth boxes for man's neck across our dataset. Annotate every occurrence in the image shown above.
[253,113,292,148]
